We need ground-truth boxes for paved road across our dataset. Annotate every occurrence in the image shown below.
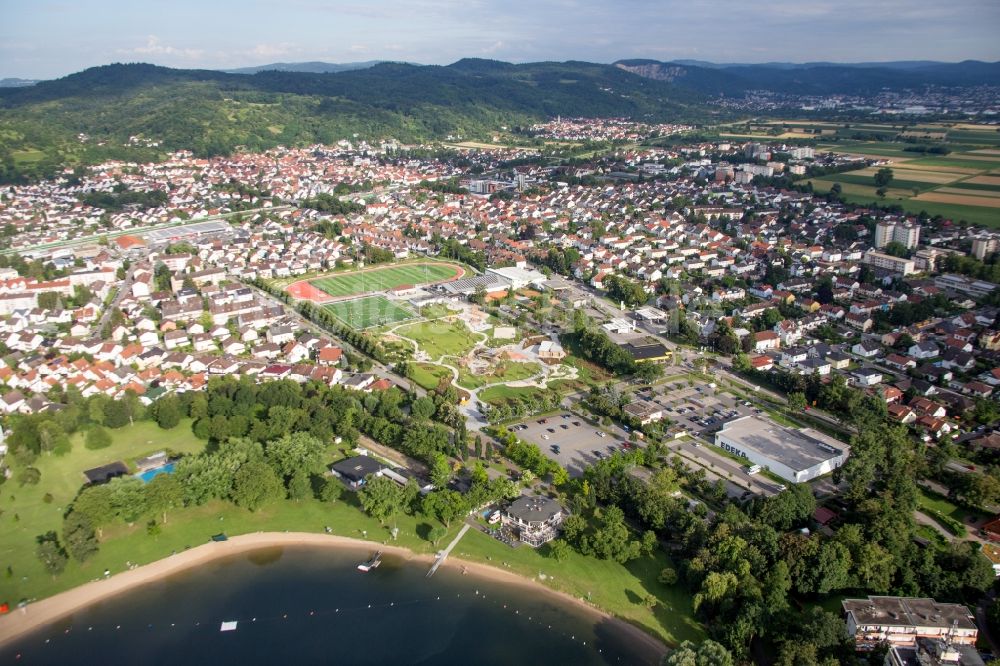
[669,438,781,497]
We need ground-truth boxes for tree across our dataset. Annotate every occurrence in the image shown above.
[37,291,60,310]
[410,396,436,421]
[582,505,642,563]
[37,420,69,454]
[422,489,468,527]
[73,485,116,536]
[320,478,343,503]
[873,167,894,188]
[663,640,734,666]
[153,394,182,429]
[429,453,452,488]
[786,390,809,413]
[84,425,112,450]
[428,525,448,546]
[231,460,284,511]
[265,432,326,480]
[359,475,404,525]
[36,532,68,575]
[145,474,184,523]
[17,466,41,486]
[287,469,312,500]
[753,483,816,530]
[547,539,571,562]
[658,567,678,586]
[883,241,908,258]
[62,511,99,562]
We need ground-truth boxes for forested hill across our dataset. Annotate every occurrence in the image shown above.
[0,60,711,183]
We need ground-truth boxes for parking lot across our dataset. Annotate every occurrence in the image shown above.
[629,379,781,497]
[510,412,632,477]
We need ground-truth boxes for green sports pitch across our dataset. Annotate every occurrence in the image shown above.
[310,262,463,299]
[324,295,417,329]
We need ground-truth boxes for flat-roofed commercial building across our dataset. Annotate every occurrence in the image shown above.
[714,415,848,483]
[843,596,978,651]
[934,273,998,299]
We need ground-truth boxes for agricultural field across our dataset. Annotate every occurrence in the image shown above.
[323,295,416,329]
[809,142,1000,227]
[308,262,463,299]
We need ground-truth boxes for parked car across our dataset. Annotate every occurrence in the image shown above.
[596,431,606,438]
[541,434,550,440]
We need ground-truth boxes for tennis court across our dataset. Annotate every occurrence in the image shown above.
[324,295,417,329]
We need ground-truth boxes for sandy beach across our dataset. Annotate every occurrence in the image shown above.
[0,532,667,661]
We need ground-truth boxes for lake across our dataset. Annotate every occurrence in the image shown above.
[0,545,662,665]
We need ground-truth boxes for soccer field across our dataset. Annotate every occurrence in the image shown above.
[310,262,463,299]
[324,295,417,329]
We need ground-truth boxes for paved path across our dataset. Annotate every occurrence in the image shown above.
[427,523,471,578]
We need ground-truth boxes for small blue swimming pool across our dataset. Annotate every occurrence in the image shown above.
[137,462,176,483]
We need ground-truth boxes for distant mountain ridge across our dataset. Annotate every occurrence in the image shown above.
[0,78,39,88]
[220,60,389,75]
[613,59,1000,94]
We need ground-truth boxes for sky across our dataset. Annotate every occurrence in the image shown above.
[3,0,1000,79]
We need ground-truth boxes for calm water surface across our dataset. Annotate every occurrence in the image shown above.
[0,546,661,665]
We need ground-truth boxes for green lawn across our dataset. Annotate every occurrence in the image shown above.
[396,318,479,359]
[409,362,453,391]
[310,262,462,299]
[0,422,702,648]
[917,488,989,523]
[454,529,704,646]
[324,295,416,329]
[457,361,541,390]
[478,384,547,405]
[0,420,205,602]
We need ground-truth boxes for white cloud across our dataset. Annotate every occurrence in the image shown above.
[121,35,204,60]
[249,43,296,59]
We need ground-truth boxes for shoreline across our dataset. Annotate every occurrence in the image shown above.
[0,532,668,661]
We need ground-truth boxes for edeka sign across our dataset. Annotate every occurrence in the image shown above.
[719,440,748,460]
